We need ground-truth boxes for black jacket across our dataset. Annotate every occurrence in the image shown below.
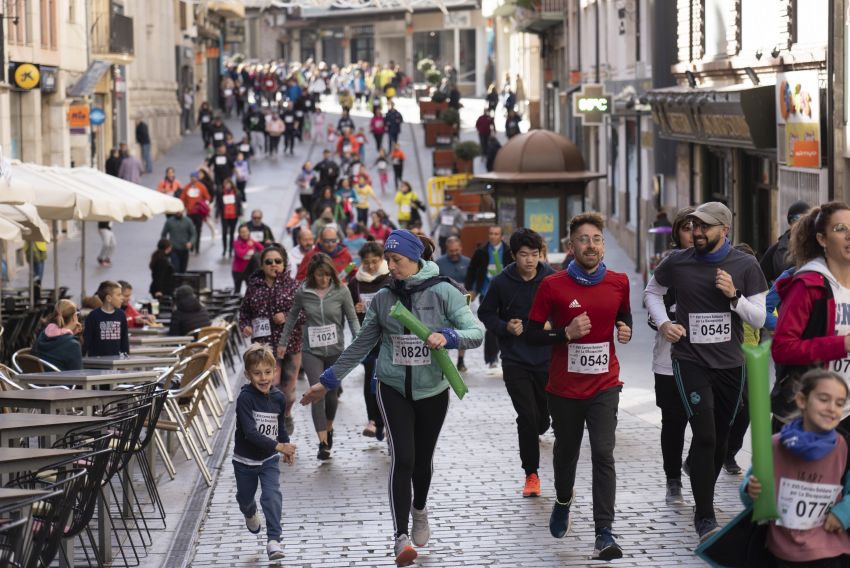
[477,262,555,368]
[233,383,289,462]
[465,241,514,295]
[149,255,175,297]
[105,155,123,177]
[169,288,211,336]
[760,229,792,284]
[135,122,151,145]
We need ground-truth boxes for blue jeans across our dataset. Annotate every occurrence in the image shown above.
[141,143,152,173]
[232,456,282,542]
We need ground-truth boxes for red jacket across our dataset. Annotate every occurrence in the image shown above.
[772,271,845,366]
[296,245,353,282]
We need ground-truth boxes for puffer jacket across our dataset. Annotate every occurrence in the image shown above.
[239,270,304,352]
[327,260,484,400]
[278,282,360,358]
[169,286,212,336]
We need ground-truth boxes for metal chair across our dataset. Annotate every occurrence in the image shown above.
[14,353,62,374]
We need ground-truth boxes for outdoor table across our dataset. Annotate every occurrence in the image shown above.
[129,335,192,346]
[0,413,107,447]
[0,447,82,475]
[17,369,159,389]
[131,346,181,357]
[128,326,171,336]
[0,389,129,414]
[0,487,50,504]
[81,355,177,370]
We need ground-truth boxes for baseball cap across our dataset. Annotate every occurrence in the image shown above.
[787,200,811,224]
[689,202,732,227]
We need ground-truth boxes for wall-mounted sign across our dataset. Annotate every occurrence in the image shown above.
[68,104,90,134]
[40,66,58,93]
[573,84,612,126]
[90,107,106,126]
[444,10,472,28]
[776,70,821,168]
[9,62,40,90]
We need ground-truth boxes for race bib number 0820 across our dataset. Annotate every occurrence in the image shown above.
[391,335,431,366]
[688,312,732,344]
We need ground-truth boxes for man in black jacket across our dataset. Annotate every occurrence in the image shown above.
[135,120,152,173]
[478,228,554,497]
[759,200,810,284]
[314,149,340,191]
[465,224,514,367]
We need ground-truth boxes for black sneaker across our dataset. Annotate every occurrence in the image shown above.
[723,458,742,475]
[317,442,331,460]
[549,490,575,539]
[694,515,720,542]
[327,429,334,450]
[665,479,685,506]
[593,527,623,560]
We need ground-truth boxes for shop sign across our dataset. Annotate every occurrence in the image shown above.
[9,62,40,90]
[698,113,751,142]
[574,84,612,126]
[206,46,220,58]
[776,70,820,168]
[68,104,90,134]
[444,10,472,28]
[40,67,58,93]
[524,197,559,254]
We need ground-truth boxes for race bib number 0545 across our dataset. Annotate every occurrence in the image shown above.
[688,312,731,344]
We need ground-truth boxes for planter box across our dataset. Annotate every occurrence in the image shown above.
[455,158,474,174]
[424,121,455,147]
[419,99,449,121]
[433,149,455,176]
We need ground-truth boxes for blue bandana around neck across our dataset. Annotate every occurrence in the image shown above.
[779,418,837,461]
[695,238,732,263]
[567,260,607,286]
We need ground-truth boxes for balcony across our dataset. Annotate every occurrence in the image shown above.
[90,1,135,65]
[513,0,566,34]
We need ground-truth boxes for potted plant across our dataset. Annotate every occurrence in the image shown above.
[453,141,481,174]
[438,108,461,138]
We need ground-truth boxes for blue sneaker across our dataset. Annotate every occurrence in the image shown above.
[593,527,623,560]
[695,514,720,542]
[549,490,575,538]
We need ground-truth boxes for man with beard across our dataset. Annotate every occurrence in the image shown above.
[526,212,631,561]
[644,202,766,542]
[288,228,315,279]
[295,225,353,282]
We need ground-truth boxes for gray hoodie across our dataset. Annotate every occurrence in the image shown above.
[278,283,360,358]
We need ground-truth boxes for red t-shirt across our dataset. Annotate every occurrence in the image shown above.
[528,269,631,399]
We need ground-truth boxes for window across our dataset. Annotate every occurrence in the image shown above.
[412,31,455,82]
[9,93,24,161]
[68,0,76,23]
[704,0,729,58]
[626,120,639,225]
[458,29,476,83]
[792,0,827,47]
[8,0,31,46]
[40,0,57,49]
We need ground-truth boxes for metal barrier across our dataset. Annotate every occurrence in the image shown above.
[426,173,473,209]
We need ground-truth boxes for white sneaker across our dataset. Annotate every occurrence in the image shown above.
[393,534,417,566]
[411,506,430,547]
[267,540,284,560]
[245,511,261,534]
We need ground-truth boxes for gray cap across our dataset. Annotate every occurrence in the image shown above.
[689,202,732,227]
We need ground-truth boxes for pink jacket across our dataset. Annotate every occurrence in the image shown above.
[232,238,264,274]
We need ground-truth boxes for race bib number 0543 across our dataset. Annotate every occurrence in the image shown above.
[567,342,609,374]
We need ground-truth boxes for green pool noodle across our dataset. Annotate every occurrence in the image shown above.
[389,300,468,400]
[742,340,779,522]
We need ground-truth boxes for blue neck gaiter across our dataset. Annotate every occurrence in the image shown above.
[780,418,837,461]
[695,238,732,264]
[567,260,607,286]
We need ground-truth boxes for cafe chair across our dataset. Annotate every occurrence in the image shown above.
[0,490,53,567]
[12,348,62,374]
[190,326,234,403]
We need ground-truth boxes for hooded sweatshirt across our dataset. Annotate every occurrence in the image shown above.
[278,282,360,358]
[478,261,556,368]
[169,286,212,336]
[33,324,82,371]
[233,383,289,466]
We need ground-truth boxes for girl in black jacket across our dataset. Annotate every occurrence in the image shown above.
[169,285,212,336]
[149,239,175,298]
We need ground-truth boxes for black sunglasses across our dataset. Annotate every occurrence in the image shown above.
[264,258,284,265]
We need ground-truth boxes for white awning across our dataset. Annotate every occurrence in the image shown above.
[0,204,51,242]
[66,167,184,216]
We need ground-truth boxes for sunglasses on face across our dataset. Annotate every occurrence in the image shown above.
[322,238,339,244]
[264,258,284,265]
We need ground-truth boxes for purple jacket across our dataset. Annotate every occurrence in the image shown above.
[238,270,305,353]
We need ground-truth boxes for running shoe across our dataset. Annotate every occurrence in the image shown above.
[723,458,742,475]
[522,473,541,498]
[488,362,498,369]
[284,415,294,436]
[394,534,417,566]
[665,479,685,506]
[317,442,331,460]
[695,515,720,542]
[363,421,377,437]
[549,490,574,538]
[245,511,261,534]
[266,540,285,561]
[411,506,430,546]
[593,527,623,560]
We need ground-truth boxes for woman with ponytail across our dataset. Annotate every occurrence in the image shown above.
[32,299,83,370]
[772,201,850,429]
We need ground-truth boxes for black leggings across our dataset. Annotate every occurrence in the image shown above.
[283,133,295,153]
[268,135,281,154]
[673,359,745,520]
[393,164,403,189]
[377,382,448,538]
[726,387,749,462]
[654,373,689,481]
[189,214,204,251]
[221,218,237,254]
[361,355,383,427]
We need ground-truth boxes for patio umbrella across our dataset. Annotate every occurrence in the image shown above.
[66,167,184,216]
[0,204,52,243]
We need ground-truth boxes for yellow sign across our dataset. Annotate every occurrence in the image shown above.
[13,63,40,90]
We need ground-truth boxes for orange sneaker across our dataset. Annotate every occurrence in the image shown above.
[523,473,541,497]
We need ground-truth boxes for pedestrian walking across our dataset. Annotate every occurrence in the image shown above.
[479,228,555,498]
[394,181,424,230]
[288,229,314,280]
[232,344,296,562]
[265,113,285,156]
[279,253,360,460]
[354,177,377,226]
[180,173,212,254]
[296,161,316,213]
[390,143,405,190]
[431,194,464,253]
[505,110,522,139]
[156,167,182,197]
[118,151,144,183]
[385,102,403,152]
[209,115,231,149]
[644,202,767,541]
[466,225,514,368]
[234,152,250,200]
[295,225,354,282]
[239,246,305,436]
[208,145,235,190]
[475,110,495,156]
[370,110,386,151]
[435,236,471,371]
[374,148,390,195]
[96,221,116,267]
[149,239,175,298]
[369,211,392,243]
[760,200,811,284]
[232,225,264,294]
[218,179,242,258]
[198,102,213,149]
[300,231,483,567]
[347,241,390,440]
[160,210,196,273]
[135,120,152,173]
[527,212,631,560]
[105,148,122,177]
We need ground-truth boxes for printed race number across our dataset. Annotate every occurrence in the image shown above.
[567,342,609,374]
[391,335,431,366]
[776,477,842,531]
[360,292,377,310]
[251,318,271,338]
[688,313,732,344]
[308,325,338,348]
[253,411,278,440]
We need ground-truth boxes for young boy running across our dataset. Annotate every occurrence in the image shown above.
[233,344,297,560]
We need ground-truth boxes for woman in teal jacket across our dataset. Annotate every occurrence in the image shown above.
[301,230,483,567]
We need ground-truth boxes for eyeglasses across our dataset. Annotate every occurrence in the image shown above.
[573,235,604,245]
[322,238,339,244]
[264,258,284,265]
[831,223,850,235]
[691,221,720,232]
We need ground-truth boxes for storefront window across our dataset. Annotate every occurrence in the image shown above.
[9,92,23,160]
[321,28,344,67]
[301,30,317,63]
[413,30,455,82]
[350,25,374,63]
[458,29,476,83]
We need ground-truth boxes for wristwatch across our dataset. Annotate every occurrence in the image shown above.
[731,289,742,307]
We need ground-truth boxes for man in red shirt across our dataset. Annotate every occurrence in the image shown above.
[296,225,354,282]
[527,212,631,561]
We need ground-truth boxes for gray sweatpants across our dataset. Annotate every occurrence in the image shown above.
[302,352,339,433]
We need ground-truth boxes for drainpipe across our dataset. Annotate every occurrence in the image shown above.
[827,0,835,198]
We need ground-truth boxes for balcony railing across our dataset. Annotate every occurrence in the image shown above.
[90,0,135,64]
[514,0,565,33]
